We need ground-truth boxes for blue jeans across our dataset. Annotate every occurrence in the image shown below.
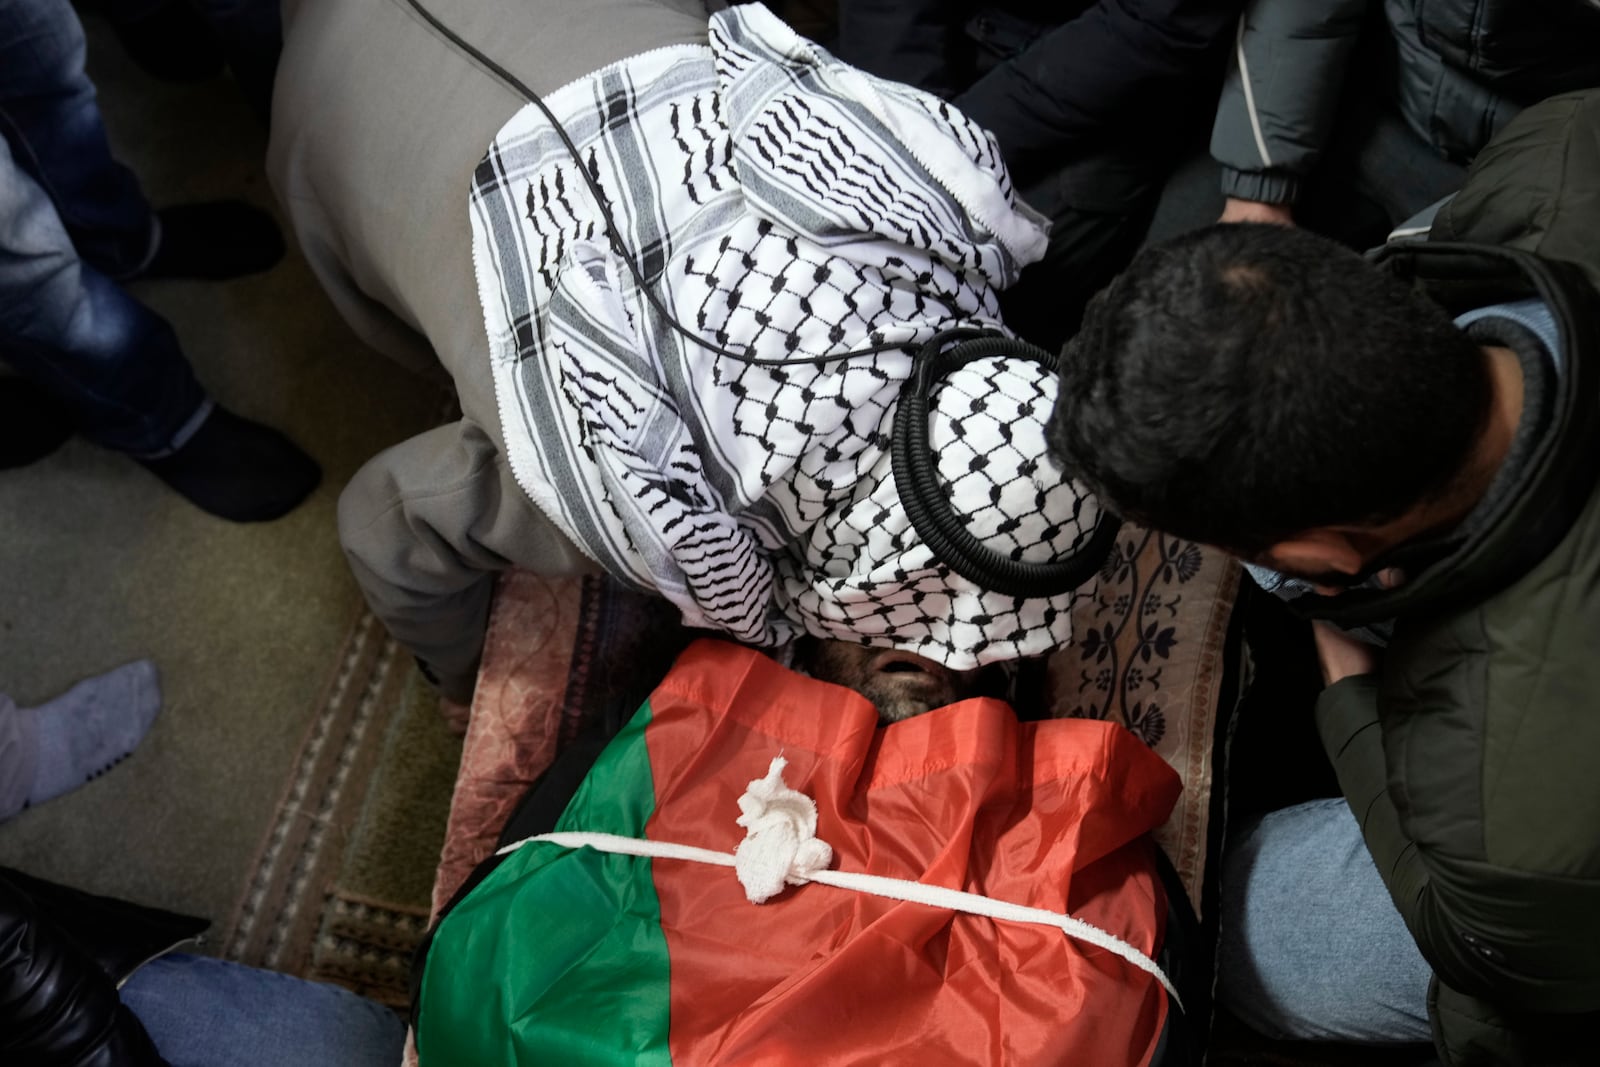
[1217,798,1434,1044]
[120,954,406,1067]
[0,0,207,454]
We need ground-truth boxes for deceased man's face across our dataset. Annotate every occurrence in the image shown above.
[794,638,1010,722]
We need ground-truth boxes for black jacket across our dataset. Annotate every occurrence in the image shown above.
[836,1,1241,187]
[0,868,206,1067]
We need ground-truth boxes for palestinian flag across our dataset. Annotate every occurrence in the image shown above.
[417,640,1183,1065]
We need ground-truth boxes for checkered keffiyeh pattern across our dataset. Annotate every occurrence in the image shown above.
[784,357,1105,667]
[470,3,1098,666]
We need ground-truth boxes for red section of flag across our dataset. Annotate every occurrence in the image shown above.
[639,640,1181,1066]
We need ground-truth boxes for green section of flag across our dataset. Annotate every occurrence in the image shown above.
[417,701,672,1066]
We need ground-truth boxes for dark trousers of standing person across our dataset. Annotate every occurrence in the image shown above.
[0,0,206,456]
[80,0,282,120]
[1,0,317,520]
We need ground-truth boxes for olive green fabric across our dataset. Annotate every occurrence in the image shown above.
[1434,90,1600,293]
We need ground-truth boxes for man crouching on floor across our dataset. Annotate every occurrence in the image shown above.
[271,0,1115,702]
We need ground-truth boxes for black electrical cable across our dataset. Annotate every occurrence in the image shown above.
[401,0,1119,592]
[401,0,908,368]
[892,330,1121,598]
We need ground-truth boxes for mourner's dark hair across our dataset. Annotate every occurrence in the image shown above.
[1047,224,1492,556]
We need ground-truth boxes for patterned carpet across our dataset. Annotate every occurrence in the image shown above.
[217,611,459,1007]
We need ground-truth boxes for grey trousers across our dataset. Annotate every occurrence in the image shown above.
[268,0,712,699]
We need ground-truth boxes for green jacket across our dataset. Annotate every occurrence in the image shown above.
[1298,91,1600,1066]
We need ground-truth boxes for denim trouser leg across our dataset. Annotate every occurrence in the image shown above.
[120,955,407,1067]
[0,0,157,277]
[0,134,206,455]
[1217,797,1434,1043]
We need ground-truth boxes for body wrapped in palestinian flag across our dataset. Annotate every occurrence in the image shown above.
[416,640,1185,1065]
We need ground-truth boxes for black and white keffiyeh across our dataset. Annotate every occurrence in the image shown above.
[469,3,1104,667]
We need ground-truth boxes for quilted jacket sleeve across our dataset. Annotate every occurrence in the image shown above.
[0,876,169,1067]
[1317,678,1600,1016]
[1209,0,1369,205]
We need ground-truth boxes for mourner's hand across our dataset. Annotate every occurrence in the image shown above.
[1220,197,1294,226]
[1312,621,1380,686]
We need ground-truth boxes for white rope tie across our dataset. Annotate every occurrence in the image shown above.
[497,756,1181,1009]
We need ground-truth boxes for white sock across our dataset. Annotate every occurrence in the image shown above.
[9,660,163,817]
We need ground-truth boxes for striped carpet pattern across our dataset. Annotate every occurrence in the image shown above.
[219,612,415,981]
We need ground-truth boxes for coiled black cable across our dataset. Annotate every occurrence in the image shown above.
[892,329,1121,598]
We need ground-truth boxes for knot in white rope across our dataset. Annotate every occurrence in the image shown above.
[734,756,834,903]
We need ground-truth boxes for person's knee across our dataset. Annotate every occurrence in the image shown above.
[335,426,506,582]
[1217,799,1433,1044]
[336,448,412,574]
[0,169,83,339]
[16,0,90,76]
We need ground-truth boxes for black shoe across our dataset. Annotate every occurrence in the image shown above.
[100,0,226,83]
[138,406,321,522]
[140,202,286,282]
[0,378,74,470]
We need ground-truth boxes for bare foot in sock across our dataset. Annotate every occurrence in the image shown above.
[4,661,163,820]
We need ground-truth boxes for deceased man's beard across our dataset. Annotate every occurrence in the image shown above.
[794,638,1009,722]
